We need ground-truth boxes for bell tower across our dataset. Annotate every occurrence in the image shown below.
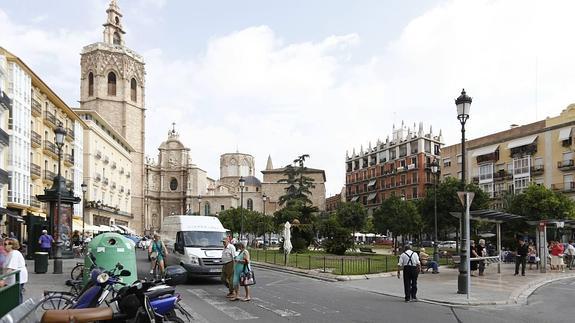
[79,0,146,232]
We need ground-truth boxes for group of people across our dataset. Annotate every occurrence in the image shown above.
[221,238,252,302]
[514,238,575,275]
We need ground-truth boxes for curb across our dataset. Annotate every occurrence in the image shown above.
[509,275,574,305]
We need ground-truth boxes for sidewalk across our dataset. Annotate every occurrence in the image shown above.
[23,258,81,301]
[253,261,575,306]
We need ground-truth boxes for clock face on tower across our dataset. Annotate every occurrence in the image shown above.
[170,178,178,191]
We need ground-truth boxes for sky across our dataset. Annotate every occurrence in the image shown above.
[2,0,575,196]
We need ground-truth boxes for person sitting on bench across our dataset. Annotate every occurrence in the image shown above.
[419,248,439,274]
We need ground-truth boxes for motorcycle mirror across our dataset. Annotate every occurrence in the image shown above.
[116,262,124,270]
[120,269,131,277]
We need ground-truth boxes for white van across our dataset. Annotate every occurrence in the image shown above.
[161,215,227,278]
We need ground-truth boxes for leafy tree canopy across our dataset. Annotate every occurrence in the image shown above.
[335,202,367,234]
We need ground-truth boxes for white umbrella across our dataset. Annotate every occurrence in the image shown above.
[283,221,292,255]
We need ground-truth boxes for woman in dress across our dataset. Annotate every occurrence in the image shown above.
[230,242,251,302]
[148,234,168,276]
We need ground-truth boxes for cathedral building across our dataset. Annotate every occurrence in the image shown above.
[79,0,146,232]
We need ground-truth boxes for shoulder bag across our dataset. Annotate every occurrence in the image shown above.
[240,263,256,286]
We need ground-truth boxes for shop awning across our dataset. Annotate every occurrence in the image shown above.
[367,179,376,187]
[471,144,499,157]
[96,225,113,232]
[558,127,573,141]
[350,196,359,202]
[72,218,101,232]
[111,225,126,233]
[117,224,136,235]
[507,135,538,149]
[367,193,377,201]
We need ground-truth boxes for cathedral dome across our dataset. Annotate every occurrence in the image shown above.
[242,176,261,187]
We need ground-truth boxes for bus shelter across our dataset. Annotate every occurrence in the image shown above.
[525,219,575,273]
[450,209,524,273]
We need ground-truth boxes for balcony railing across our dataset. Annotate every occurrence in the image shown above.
[31,99,42,116]
[0,91,11,110]
[30,163,41,178]
[31,130,41,148]
[493,170,512,181]
[44,111,57,128]
[66,127,74,141]
[64,153,74,165]
[531,165,544,175]
[0,128,8,147]
[103,177,109,185]
[43,140,57,157]
[30,196,42,208]
[66,179,74,189]
[558,160,575,171]
[43,170,56,181]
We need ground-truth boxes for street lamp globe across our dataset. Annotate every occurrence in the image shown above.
[430,160,439,174]
[54,123,67,148]
[81,183,88,194]
[455,89,472,125]
[239,177,245,188]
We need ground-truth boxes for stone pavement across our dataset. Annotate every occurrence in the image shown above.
[23,258,82,301]
[253,261,575,306]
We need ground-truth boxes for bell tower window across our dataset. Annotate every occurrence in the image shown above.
[88,72,94,96]
[130,78,137,102]
[113,32,121,45]
[107,72,116,96]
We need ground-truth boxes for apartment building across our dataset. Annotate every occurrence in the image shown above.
[345,122,442,214]
[77,110,134,229]
[0,47,87,241]
[0,55,11,235]
[441,104,575,208]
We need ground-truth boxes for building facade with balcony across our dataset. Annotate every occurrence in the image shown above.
[345,122,443,214]
[0,54,12,236]
[441,104,575,209]
[0,47,87,241]
[77,110,133,229]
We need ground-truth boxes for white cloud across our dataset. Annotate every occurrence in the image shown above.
[5,0,575,196]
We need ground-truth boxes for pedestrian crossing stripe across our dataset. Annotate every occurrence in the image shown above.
[251,297,301,317]
[188,289,258,320]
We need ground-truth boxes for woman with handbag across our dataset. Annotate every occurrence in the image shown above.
[230,242,252,302]
[148,234,168,276]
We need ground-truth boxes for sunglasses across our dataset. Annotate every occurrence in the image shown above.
[4,243,11,246]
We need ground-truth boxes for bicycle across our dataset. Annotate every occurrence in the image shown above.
[70,261,84,280]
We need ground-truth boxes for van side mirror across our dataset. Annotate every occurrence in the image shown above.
[174,242,179,251]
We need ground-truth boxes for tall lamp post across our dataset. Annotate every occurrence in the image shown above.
[262,194,267,216]
[239,177,245,240]
[430,159,440,263]
[81,183,88,242]
[456,89,472,294]
[198,195,202,216]
[53,123,67,274]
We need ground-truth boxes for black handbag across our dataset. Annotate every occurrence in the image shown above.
[240,263,255,286]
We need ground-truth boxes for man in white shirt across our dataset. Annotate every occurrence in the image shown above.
[397,244,421,302]
[566,240,575,270]
[221,237,236,297]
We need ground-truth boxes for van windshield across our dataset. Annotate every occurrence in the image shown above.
[183,231,226,248]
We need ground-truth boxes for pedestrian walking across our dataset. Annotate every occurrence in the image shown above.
[550,240,565,272]
[1,238,28,304]
[148,234,168,276]
[397,245,421,302]
[38,229,54,256]
[565,240,575,270]
[470,240,479,276]
[478,239,486,276]
[230,242,251,302]
[514,239,528,276]
[221,237,236,298]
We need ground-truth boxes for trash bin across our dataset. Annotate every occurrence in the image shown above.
[34,252,49,273]
[83,232,137,286]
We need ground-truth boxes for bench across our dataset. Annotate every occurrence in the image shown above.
[359,247,376,254]
[451,255,461,268]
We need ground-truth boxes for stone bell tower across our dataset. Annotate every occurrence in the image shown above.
[79,0,146,232]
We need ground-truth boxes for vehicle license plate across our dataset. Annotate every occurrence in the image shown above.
[209,268,221,273]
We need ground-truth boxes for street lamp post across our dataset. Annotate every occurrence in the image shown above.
[239,177,245,240]
[456,89,472,294]
[430,159,439,263]
[53,123,67,274]
[262,194,267,216]
[81,183,88,243]
[198,195,202,216]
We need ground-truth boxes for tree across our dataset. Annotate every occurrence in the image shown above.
[319,215,353,255]
[335,202,367,243]
[373,196,422,248]
[217,208,242,236]
[277,154,316,207]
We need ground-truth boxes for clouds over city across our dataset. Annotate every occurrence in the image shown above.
[2,0,575,194]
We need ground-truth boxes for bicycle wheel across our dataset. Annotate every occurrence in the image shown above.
[40,294,75,310]
[71,263,84,280]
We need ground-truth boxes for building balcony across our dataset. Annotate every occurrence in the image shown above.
[531,165,544,176]
[66,179,74,189]
[557,160,575,171]
[0,169,8,185]
[111,162,117,169]
[552,182,575,192]
[493,170,512,181]
[31,99,42,117]
[43,111,57,129]
[120,185,125,193]
[103,177,109,185]
[472,176,479,184]
[64,153,74,166]
[95,150,102,159]
[0,91,11,110]
[30,196,42,208]
[43,170,56,183]
[103,156,109,164]
[0,128,9,147]
[111,182,117,190]
[95,173,102,182]
[66,127,74,141]
[30,162,41,179]
[31,130,41,148]
[43,140,57,158]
